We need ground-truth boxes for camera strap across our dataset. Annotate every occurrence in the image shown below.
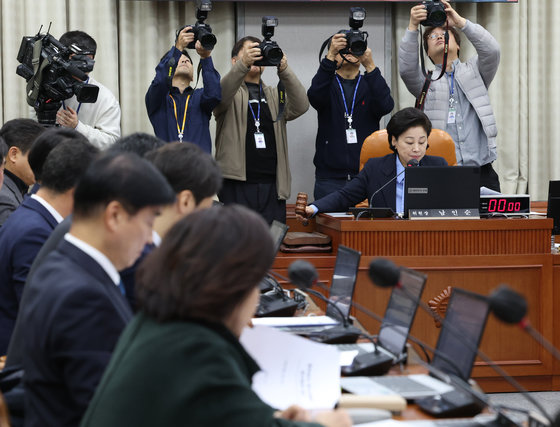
[415,71,433,111]
[275,80,286,122]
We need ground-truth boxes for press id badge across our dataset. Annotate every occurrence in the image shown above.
[346,128,358,144]
[254,132,266,149]
[447,108,456,124]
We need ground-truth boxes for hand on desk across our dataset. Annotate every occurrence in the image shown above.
[274,405,351,427]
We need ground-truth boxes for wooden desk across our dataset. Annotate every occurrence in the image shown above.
[274,215,558,392]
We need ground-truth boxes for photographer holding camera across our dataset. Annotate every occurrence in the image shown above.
[145,25,221,152]
[214,29,309,224]
[399,0,501,191]
[308,9,394,200]
[54,31,121,150]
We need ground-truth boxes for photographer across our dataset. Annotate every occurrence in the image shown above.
[145,26,221,152]
[398,0,501,191]
[308,33,394,200]
[214,36,309,224]
[55,31,121,150]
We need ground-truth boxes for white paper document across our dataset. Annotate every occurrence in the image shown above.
[240,325,341,410]
[251,315,338,328]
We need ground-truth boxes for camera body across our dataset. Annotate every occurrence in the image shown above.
[254,16,283,67]
[16,31,99,125]
[421,0,447,27]
[179,0,217,51]
[338,7,368,57]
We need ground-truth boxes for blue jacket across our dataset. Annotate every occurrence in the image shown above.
[145,47,221,153]
[313,153,447,213]
[308,58,394,179]
[0,197,58,354]
[22,239,133,427]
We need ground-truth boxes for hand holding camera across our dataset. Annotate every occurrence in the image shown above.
[175,27,196,52]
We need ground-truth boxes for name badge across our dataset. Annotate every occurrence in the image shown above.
[346,128,358,144]
[254,132,266,149]
[447,108,456,124]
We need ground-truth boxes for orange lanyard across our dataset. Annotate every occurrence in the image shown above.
[169,94,191,142]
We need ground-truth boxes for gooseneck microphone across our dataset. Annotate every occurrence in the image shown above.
[368,258,556,426]
[368,158,419,208]
[489,285,560,361]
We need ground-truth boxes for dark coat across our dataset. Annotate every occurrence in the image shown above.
[0,197,58,354]
[313,153,448,212]
[22,240,133,427]
[81,315,323,427]
[0,173,26,226]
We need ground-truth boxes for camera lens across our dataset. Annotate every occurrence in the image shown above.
[199,32,217,50]
[349,40,367,56]
[429,10,447,27]
[263,44,283,65]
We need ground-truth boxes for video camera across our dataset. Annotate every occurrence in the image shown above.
[421,0,447,27]
[338,7,368,57]
[16,27,99,126]
[177,0,217,51]
[254,16,283,67]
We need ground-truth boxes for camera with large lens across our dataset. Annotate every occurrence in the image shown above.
[254,16,283,67]
[338,7,368,57]
[178,0,217,51]
[421,0,447,27]
[16,29,99,126]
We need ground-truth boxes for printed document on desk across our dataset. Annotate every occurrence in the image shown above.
[251,315,338,328]
[240,325,340,410]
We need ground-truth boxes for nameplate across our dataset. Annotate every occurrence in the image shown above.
[408,208,480,220]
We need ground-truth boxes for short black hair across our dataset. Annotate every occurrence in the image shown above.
[108,133,166,157]
[386,107,432,153]
[0,119,46,154]
[40,131,99,193]
[136,204,275,323]
[73,152,176,220]
[423,27,461,60]
[231,36,260,58]
[60,30,97,56]
[0,137,7,163]
[145,142,222,204]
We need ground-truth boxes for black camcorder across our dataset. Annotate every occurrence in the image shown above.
[178,0,217,51]
[16,29,99,126]
[421,0,447,27]
[338,7,368,57]
[254,16,283,67]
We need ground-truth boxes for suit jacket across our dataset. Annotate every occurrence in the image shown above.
[0,197,59,355]
[81,315,322,427]
[22,240,133,427]
[313,153,448,213]
[0,174,25,226]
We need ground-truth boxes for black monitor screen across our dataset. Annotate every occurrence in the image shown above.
[404,166,480,215]
[327,245,361,321]
[377,268,426,356]
[431,288,489,381]
[547,181,560,235]
[269,220,289,254]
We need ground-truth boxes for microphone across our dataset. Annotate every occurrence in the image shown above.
[368,258,556,425]
[369,158,419,208]
[489,285,560,361]
[287,260,393,373]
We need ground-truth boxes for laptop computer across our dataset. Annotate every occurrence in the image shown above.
[338,266,427,367]
[547,181,560,235]
[404,166,480,218]
[342,288,490,400]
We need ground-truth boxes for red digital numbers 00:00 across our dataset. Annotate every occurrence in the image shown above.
[488,199,521,212]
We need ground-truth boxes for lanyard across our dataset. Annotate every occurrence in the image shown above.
[248,84,262,132]
[169,93,191,142]
[62,77,89,114]
[335,74,362,129]
[448,71,455,108]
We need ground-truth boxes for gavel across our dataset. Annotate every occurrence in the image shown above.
[295,192,309,226]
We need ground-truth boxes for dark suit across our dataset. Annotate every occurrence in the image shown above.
[313,153,448,213]
[0,197,59,354]
[0,173,26,226]
[22,239,133,427]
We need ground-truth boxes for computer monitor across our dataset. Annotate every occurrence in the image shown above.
[326,245,361,321]
[270,220,289,254]
[404,166,480,216]
[546,181,560,235]
[377,267,427,356]
[431,288,490,381]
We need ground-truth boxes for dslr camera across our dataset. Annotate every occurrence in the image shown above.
[16,28,99,126]
[421,0,447,27]
[254,16,283,67]
[177,0,217,51]
[338,7,368,57]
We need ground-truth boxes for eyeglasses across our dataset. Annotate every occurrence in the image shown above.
[428,32,447,40]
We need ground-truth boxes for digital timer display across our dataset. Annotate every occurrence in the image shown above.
[479,195,530,215]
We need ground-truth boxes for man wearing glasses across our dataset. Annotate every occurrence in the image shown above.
[399,0,501,191]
